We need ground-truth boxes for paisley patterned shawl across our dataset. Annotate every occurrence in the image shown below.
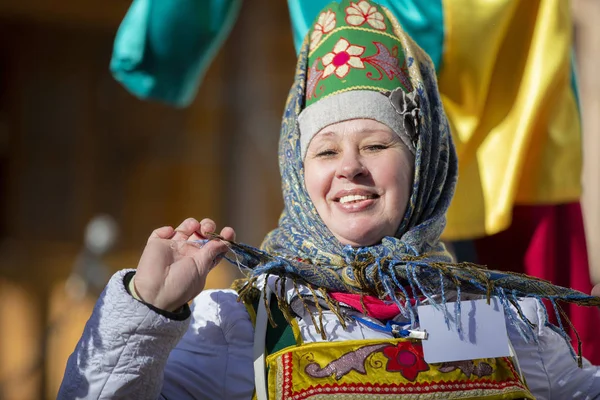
[221,5,600,361]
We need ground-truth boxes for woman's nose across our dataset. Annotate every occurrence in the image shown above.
[336,153,367,180]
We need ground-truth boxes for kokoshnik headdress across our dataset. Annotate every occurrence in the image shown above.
[214,0,600,365]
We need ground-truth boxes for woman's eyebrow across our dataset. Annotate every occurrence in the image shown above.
[315,130,336,138]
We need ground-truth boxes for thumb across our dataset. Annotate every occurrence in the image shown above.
[194,240,230,274]
[148,226,175,242]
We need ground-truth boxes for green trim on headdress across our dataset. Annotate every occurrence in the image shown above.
[305,0,414,108]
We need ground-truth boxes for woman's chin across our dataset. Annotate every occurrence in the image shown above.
[334,231,385,248]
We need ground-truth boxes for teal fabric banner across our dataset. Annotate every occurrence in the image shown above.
[110,0,242,106]
[110,0,443,107]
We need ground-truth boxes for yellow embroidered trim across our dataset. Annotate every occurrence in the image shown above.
[266,336,412,362]
[265,338,534,400]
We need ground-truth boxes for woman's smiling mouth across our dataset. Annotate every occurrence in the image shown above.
[338,194,378,204]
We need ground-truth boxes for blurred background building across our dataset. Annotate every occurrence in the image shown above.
[0,0,598,399]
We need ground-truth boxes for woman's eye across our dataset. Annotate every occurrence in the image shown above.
[364,144,388,151]
[316,149,337,157]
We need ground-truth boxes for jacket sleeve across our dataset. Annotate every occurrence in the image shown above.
[57,269,191,400]
[509,298,600,400]
[161,289,255,399]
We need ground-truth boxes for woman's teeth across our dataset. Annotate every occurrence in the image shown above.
[339,194,372,204]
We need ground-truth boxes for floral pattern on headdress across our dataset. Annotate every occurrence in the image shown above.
[322,38,366,78]
[303,1,413,109]
[362,43,413,91]
[345,1,386,30]
[310,9,337,51]
[309,39,413,102]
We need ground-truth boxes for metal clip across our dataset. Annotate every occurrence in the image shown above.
[391,325,428,340]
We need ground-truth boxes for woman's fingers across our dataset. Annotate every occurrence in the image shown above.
[148,226,175,242]
[146,218,231,268]
[210,227,236,265]
[183,218,217,243]
[154,218,220,243]
[171,218,201,241]
[220,226,236,242]
[199,218,218,237]
[194,239,230,272]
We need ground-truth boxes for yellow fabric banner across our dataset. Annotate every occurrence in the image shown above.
[440,0,581,240]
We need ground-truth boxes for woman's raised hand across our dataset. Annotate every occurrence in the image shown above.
[133,218,235,312]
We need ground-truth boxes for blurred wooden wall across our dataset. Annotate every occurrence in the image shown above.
[0,1,294,399]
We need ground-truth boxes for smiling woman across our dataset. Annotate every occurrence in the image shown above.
[58,1,600,399]
[304,119,414,247]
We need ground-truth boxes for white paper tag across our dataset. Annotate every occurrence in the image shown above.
[417,297,510,364]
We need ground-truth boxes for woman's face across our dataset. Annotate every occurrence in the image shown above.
[304,119,414,247]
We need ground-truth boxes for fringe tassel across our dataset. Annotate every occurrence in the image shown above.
[305,284,327,340]
[292,281,322,334]
[557,305,583,368]
[319,287,347,330]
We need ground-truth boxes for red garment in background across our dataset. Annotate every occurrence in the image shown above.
[474,202,600,364]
